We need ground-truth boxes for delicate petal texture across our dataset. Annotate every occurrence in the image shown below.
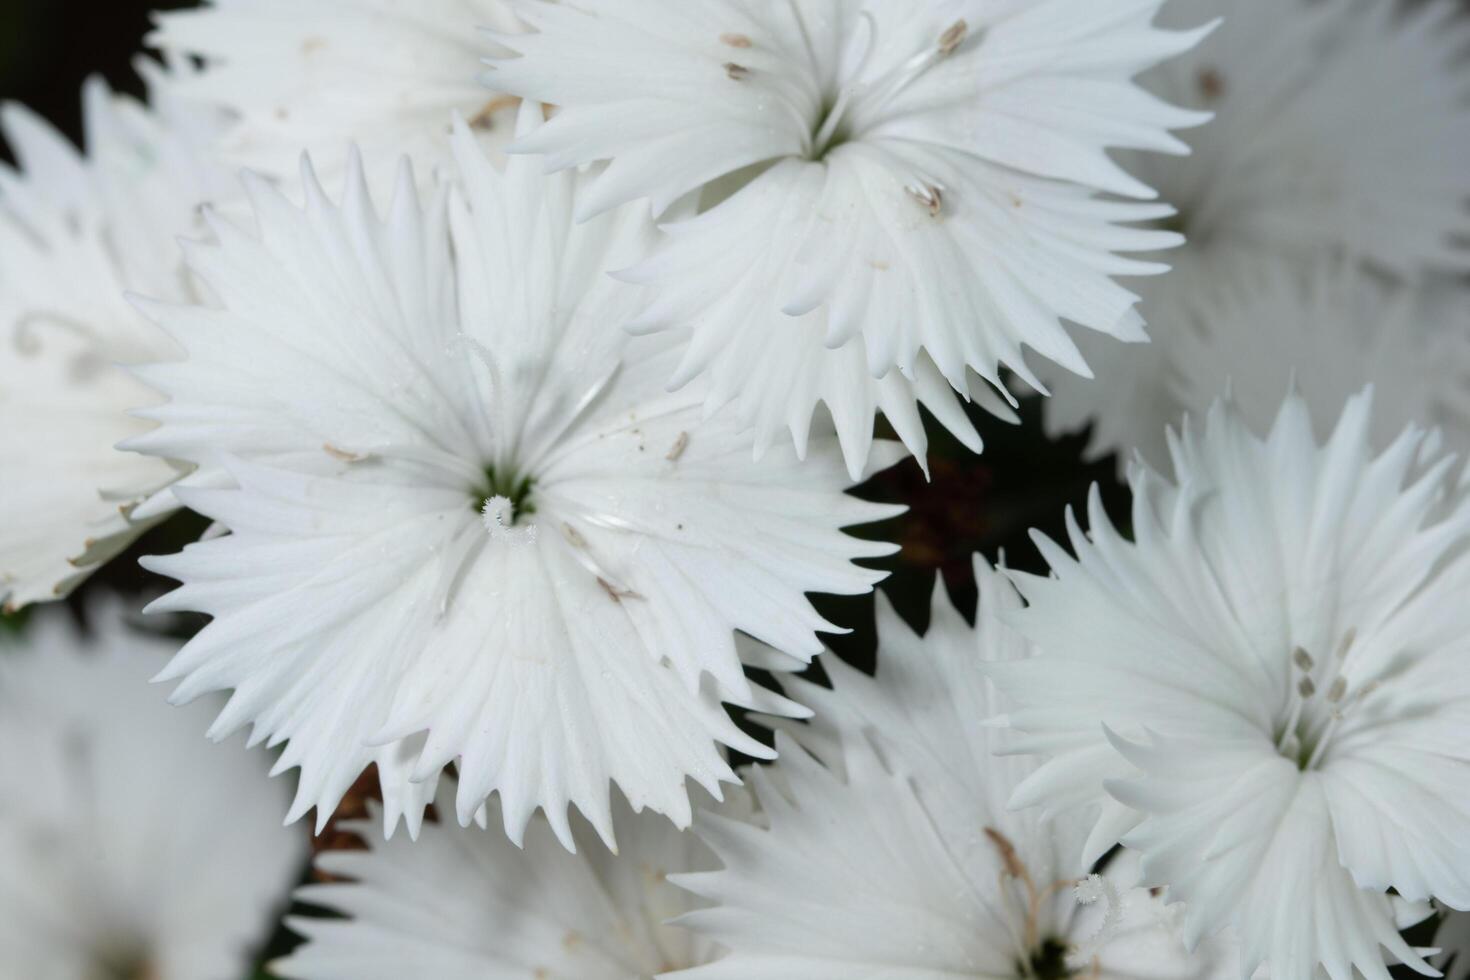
[0,65,233,610]
[0,607,304,980]
[990,389,1470,979]
[131,110,901,845]
[671,560,1223,979]
[273,785,740,979]
[1043,250,1470,469]
[151,0,525,196]
[487,0,1209,473]
[1042,0,1470,466]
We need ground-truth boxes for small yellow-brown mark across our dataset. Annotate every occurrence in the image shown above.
[907,183,944,218]
[469,94,522,130]
[869,259,891,271]
[323,443,366,463]
[724,62,751,81]
[562,522,588,549]
[563,930,582,951]
[721,32,753,49]
[598,577,644,603]
[666,431,689,462]
[302,36,327,55]
[938,19,968,57]
[1197,67,1225,101]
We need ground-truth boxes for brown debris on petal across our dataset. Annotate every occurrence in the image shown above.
[724,62,751,81]
[469,95,521,130]
[1197,67,1225,102]
[907,183,944,218]
[666,431,689,462]
[721,32,753,49]
[323,443,366,463]
[598,577,644,603]
[938,19,968,57]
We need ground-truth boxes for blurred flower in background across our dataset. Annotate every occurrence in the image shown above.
[0,606,304,979]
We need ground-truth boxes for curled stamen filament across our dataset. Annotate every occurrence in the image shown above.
[984,827,1077,967]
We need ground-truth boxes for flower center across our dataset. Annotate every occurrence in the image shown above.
[477,466,534,525]
[802,14,970,161]
[1024,938,1076,980]
[1274,631,1377,770]
[984,828,1107,980]
[477,467,538,544]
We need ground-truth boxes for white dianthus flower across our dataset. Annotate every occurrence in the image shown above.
[670,561,1227,979]
[988,389,1470,979]
[0,606,303,980]
[0,64,234,611]
[485,0,1212,476]
[129,105,900,847]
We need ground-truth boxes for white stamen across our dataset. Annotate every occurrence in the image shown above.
[1071,874,1122,962]
[481,495,537,545]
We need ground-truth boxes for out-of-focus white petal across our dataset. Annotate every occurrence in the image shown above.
[0,67,234,610]
[272,783,742,979]
[0,606,304,980]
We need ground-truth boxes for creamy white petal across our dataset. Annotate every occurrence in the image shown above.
[272,783,737,979]
[150,0,525,196]
[0,606,303,980]
[132,110,901,844]
[990,389,1470,978]
[0,65,233,610]
[486,0,1209,471]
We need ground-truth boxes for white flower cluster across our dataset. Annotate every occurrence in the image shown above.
[1,0,1468,978]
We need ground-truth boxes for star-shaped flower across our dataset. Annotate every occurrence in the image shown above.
[988,389,1469,978]
[670,561,1225,979]
[130,106,900,846]
[485,0,1212,476]
[0,64,234,611]
[0,606,303,980]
